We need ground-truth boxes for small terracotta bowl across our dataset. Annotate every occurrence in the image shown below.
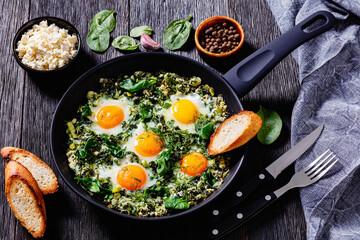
[195,16,245,58]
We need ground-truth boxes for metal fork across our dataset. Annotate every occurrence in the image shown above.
[209,149,338,239]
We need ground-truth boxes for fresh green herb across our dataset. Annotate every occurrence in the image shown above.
[162,102,172,109]
[120,77,156,92]
[163,15,192,50]
[74,177,112,195]
[81,105,92,118]
[140,104,152,120]
[89,10,116,32]
[112,36,140,50]
[130,25,153,37]
[204,170,216,187]
[156,147,172,175]
[86,25,111,52]
[144,186,169,197]
[102,136,125,158]
[256,106,282,145]
[77,136,98,159]
[195,115,214,140]
[87,10,116,52]
[164,196,189,210]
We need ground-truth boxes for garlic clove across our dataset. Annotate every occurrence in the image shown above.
[140,34,160,51]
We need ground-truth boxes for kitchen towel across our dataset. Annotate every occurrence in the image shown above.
[266,0,360,239]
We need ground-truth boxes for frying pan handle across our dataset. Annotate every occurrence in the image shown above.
[223,11,336,97]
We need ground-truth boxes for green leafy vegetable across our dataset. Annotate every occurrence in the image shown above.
[86,25,110,52]
[89,10,116,32]
[81,105,92,118]
[162,102,172,109]
[102,136,125,158]
[195,115,214,140]
[144,186,169,197]
[204,170,216,187]
[120,77,156,92]
[164,196,189,210]
[163,15,192,50]
[77,136,98,159]
[156,147,172,175]
[75,178,112,197]
[130,25,153,37]
[140,104,152,120]
[87,10,116,52]
[112,36,140,50]
[256,106,282,145]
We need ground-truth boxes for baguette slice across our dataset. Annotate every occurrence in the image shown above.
[208,111,262,155]
[5,160,46,238]
[1,147,58,194]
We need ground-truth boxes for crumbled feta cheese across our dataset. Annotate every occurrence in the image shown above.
[16,20,78,71]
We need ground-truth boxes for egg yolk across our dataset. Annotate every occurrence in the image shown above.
[172,99,199,124]
[180,152,208,176]
[96,106,124,129]
[134,132,163,157]
[117,165,147,190]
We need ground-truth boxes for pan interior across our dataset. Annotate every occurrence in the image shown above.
[51,52,244,220]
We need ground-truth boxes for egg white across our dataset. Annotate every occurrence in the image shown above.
[98,158,156,190]
[88,97,133,135]
[160,93,210,133]
[124,122,161,162]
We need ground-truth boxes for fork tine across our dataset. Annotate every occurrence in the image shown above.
[306,153,336,177]
[306,151,334,175]
[308,154,336,178]
[303,149,331,172]
[310,158,338,182]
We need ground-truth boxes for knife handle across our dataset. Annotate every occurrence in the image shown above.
[210,169,273,221]
[208,192,278,239]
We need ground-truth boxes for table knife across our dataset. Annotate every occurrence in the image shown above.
[211,124,323,218]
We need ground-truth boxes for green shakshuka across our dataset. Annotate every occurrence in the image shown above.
[65,71,231,217]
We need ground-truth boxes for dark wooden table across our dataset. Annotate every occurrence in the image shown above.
[1,0,306,239]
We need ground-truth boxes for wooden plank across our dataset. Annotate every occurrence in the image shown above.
[0,0,29,239]
[15,0,130,239]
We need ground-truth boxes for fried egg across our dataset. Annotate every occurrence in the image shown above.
[124,122,163,162]
[179,152,208,176]
[161,93,210,133]
[98,160,156,191]
[89,97,132,135]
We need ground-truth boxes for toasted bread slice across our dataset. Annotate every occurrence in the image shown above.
[208,111,262,155]
[5,160,46,238]
[1,147,58,194]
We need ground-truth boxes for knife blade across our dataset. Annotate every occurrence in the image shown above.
[210,124,323,220]
[266,124,323,178]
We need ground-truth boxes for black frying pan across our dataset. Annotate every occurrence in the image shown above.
[50,11,335,221]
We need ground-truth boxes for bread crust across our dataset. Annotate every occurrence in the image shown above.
[208,111,262,155]
[1,147,58,194]
[5,160,46,238]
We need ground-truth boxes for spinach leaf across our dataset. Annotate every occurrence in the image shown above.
[195,115,214,140]
[86,25,110,52]
[164,196,189,210]
[102,136,125,158]
[256,106,282,145]
[75,178,112,195]
[144,186,169,197]
[156,147,172,175]
[89,10,116,32]
[120,77,156,92]
[130,25,153,37]
[140,104,152,120]
[162,102,172,109]
[112,36,140,50]
[163,15,192,50]
[204,170,216,187]
[77,136,98,159]
[81,105,92,118]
